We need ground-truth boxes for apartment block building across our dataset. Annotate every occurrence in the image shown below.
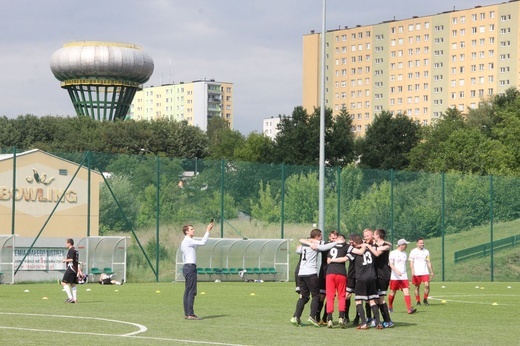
[303,1,520,135]
[263,116,283,140]
[129,79,234,131]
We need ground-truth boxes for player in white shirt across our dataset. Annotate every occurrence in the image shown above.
[290,229,337,327]
[388,239,416,314]
[409,238,434,306]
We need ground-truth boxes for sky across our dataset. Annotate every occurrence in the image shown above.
[0,0,500,135]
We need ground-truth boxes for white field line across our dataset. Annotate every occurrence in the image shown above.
[0,312,246,345]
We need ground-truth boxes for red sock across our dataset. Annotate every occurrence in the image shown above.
[424,293,428,300]
[404,295,412,310]
[388,294,395,308]
[415,295,420,302]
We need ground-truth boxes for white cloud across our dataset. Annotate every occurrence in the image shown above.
[0,0,500,134]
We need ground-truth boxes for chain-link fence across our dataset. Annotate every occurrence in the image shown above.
[2,148,519,282]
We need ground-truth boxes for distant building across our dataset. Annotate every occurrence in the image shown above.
[263,116,283,140]
[129,79,234,131]
[0,149,103,238]
[303,1,520,135]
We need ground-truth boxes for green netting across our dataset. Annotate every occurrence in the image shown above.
[2,148,520,282]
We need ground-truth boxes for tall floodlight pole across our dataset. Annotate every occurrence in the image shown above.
[318,0,327,232]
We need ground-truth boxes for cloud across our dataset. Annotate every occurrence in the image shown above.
[0,0,501,134]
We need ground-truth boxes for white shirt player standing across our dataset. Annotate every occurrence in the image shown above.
[388,239,416,314]
[409,238,434,306]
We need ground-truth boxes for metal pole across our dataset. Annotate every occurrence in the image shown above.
[281,163,285,239]
[441,173,445,281]
[220,159,225,238]
[318,0,327,232]
[490,175,494,282]
[337,166,341,231]
[156,155,160,282]
[390,169,394,245]
[87,151,91,237]
[11,147,16,235]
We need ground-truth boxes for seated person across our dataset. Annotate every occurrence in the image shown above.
[99,273,124,285]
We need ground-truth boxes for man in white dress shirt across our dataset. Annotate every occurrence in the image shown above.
[181,221,214,320]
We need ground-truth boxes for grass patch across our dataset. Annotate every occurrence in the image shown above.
[0,281,517,345]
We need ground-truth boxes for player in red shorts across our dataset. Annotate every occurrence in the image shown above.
[409,238,434,306]
[324,234,348,328]
[316,230,338,325]
[388,239,416,314]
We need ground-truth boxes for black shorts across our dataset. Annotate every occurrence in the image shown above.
[318,269,326,294]
[100,278,112,285]
[62,270,78,284]
[376,277,390,296]
[354,279,379,301]
[346,275,356,293]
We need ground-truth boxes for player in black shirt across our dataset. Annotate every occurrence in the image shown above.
[350,234,382,330]
[61,238,79,303]
[324,234,348,328]
[367,228,394,328]
[316,230,338,324]
[345,236,357,323]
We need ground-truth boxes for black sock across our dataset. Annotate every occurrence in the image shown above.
[379,302,391,322]
[356,304,366,324]
[317,300,324,321]
[371,304,381,325]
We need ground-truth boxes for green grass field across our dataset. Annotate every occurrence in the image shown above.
[0,281,517,345]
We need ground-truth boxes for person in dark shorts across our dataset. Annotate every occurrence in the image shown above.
[290,229,337,327]
[61,238,79,303]
[345,234,357,323]
[368,228,394,328]
[350,234,382,330]
[99,273,123,285]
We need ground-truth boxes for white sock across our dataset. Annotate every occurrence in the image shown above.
[72,287,77,301]
[63,285,72,299]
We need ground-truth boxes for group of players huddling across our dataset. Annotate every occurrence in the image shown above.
[291,228,433,330]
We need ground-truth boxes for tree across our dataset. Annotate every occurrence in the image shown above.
[273,106,356,166]
[207,116,232,147]
[327,108,356,166]
[428,128,513,175]
[273,107,316,165]
[284,171,319,223]
[250,181,280,223]
[233,132,275,163]
[407,107,466,172]
[489,95,520,173]
[357,111,420,170]
[207,128,245,160]
[99,175,139,233]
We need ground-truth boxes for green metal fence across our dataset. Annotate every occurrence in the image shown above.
[2,148,520,282]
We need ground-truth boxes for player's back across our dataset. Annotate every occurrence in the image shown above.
[354,248,376,282]
[298,245,319,276]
